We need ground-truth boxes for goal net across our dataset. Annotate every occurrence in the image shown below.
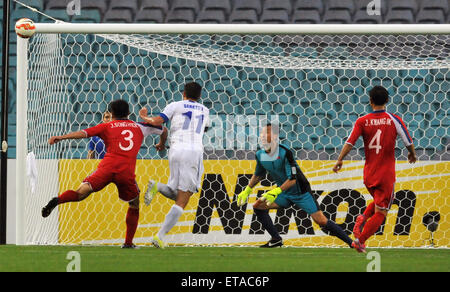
[18,24,449,248]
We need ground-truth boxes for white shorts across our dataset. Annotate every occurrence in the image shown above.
[167,148,204,193]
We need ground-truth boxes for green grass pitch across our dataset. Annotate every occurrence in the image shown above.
[1,245,449,272]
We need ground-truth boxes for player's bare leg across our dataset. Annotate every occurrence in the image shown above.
[42,183,93,218]
[144,180,177,206]
[153,190,193,248]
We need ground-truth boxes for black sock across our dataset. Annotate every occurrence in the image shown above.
[323,220,353,247]
[254,209,281,240]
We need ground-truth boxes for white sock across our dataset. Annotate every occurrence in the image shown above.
[157,183,177,201]
[157,204,183,240]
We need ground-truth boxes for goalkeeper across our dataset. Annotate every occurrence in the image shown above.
[237,123,353,248]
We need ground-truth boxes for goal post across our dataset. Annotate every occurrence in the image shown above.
[16,23,450,247]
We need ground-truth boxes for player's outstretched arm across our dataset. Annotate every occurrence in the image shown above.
[333,143,353,173]
[236,175,263,206]
[155,126,168,151]
[406,144,417,164]
[48,131,87,145]
[139,107,165,127]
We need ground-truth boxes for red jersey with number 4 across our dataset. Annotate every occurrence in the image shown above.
[82,119,163,172]
[345,110,413,188]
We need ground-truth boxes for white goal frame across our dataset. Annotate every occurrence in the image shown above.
[15,23,450,245]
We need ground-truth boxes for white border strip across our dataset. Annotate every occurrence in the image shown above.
[33,23,450,35]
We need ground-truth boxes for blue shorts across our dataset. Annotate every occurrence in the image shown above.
[274,191,319,215]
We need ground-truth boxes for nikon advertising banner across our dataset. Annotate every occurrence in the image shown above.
[57,159,449,247]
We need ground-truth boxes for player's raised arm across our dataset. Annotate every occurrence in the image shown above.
[155,126,168,151]
[333,143,353,173]
[139,107,166,126]
[48,130,88,145]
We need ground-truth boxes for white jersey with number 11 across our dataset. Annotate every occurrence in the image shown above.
[159,100,210,151]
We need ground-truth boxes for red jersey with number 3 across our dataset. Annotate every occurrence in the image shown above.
[82,119,163,172]
[345,110,413,188]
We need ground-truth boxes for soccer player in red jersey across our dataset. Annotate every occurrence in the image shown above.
[333,86,417,252]
[42,99,168,248]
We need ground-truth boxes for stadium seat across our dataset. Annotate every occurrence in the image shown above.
[263,0,292,14]
[323,10,352,24]
[202,0,232,15]
[17,0,44,10]
[80,0,108,14]
[103,9,133,23]
[109,0,139,14]
[385,10,415,24]
[292,10,321,24]
[229,10,259,24]
[11,8,40,23]
[196,10,226,23]
[140,0,169,14]
[72,10,102,23]
[45,0,68,10]
[42,9,71,22]
[326,0,355,14]
[420,0,449,14]
[388,0,419,14]
[355,0,387,16]
[416,9,445,23]
[135,9,165,23]
[260,10,289,24]
[293,0,324,15]
[166,9,195,23]
[232,0,263,15]
[353,10,383,24]
[171,0,200,14]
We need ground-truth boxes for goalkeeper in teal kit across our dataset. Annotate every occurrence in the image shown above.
[237,123,353,248]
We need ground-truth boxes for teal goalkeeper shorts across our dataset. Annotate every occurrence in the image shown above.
[274,191,319,215]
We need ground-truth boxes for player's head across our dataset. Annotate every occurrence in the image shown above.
[102,111,112,123]
[260,122,279,152]
[109,99,130,119]
[183,82,202,101]
[369,85,389,106]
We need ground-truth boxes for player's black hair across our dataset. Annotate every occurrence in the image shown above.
[109,99,130,119]
[369,85,389,106]
[184,82,202,100]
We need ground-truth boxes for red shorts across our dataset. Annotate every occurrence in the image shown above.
[366,182,395,210]
[83,166,140,202]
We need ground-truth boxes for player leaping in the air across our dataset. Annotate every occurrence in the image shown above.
[139,82,210,248]
[333,85,417,253]
[42,99,168,249]
[237,123,353,248]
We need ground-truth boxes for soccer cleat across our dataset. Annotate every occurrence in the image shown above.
[352,239,366,253]
[121,243,140,249]
[151,235,165,249]
[42,197,59,218]
[260,238,283,248]
[353,214,366,239]
[144,180,158,206]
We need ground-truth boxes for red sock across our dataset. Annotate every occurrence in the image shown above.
[359,212,385,244]
[58,190,80,204]
[125,207,139,245]
[363,202,375,219]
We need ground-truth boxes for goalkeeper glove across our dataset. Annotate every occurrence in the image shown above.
[237,186,253,206]
[260,187,283,206]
